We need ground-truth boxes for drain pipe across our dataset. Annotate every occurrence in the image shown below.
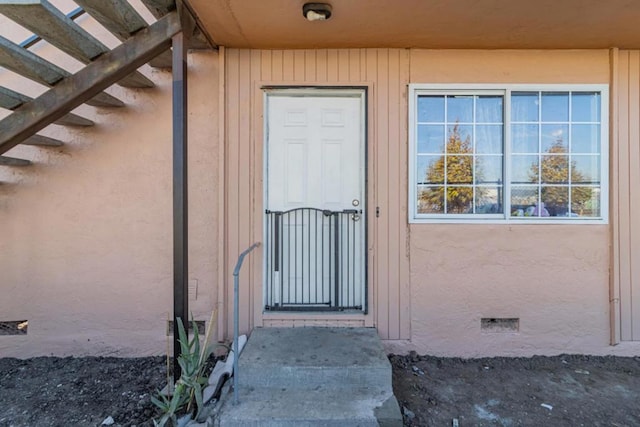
[232,242,261,405]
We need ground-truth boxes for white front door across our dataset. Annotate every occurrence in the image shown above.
[264,90,366,312]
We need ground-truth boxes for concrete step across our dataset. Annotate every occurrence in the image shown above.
[237,327,392,390]
[215,386,402,427]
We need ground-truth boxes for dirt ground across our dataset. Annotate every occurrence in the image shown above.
[391,353,640,427]
[0,353,639,426]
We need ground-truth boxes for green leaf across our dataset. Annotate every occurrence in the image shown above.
[193,381,204,419]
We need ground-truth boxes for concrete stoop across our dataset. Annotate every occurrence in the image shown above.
[215,327,403,427]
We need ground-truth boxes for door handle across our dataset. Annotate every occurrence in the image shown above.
[352,213,361,221]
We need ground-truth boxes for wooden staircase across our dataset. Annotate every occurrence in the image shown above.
[0,0,212,175]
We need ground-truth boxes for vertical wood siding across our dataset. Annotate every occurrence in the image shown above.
[614,50,640,341]
[224,49,411,340]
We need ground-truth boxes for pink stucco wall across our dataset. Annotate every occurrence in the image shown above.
[2,24,640,357]
[0,4,220,356]
[384,50,640,357]
[402,225,613,356]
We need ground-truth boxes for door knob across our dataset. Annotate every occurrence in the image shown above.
[352,214,360,221]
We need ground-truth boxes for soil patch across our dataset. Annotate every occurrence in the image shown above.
[1,353,639,426]
[0,356,166,427]
[391,353,640,426]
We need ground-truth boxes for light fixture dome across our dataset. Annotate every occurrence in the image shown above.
[303,3,332,21]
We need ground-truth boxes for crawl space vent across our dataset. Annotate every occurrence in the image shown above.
[481,318,519,333]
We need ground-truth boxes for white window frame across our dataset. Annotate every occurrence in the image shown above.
[408,84,609,224]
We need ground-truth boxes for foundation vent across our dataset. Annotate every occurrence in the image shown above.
[0,320,28,335]
[481,318,519,333]
[167,320,205,336]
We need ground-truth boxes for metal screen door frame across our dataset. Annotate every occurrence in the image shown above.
[262,87,367,313]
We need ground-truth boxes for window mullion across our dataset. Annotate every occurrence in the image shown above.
[568,91,573,214]
[537,92,542,217]
[504,89,512,221]
[472,96,477,214]
[443,96,448,214]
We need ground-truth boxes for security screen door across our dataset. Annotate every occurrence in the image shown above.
[264,90,365,312]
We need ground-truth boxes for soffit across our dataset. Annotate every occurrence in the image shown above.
[186,0,640,49]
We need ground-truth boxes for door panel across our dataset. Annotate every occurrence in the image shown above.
[265,92,365,312]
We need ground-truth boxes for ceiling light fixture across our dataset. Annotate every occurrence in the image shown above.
[303,3,332,21]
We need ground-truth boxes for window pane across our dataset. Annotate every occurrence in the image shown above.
[417,155,444,184]
[418,96,444,123]
[476,156,502,184]
[446,125,472,153]
[542,186,569,216]
[541,124,569,152]
[571,124,600,154]
[572,155,600,184]
[541,155,569,183]
[418,125,445,153]
[572,187,600,217]
[417,186,444,214]
[511,92,538,122]
[446,187,474,213]
[447,96,473,123]
[476,125,503,154]
[511,124,539,153]
[510,186,538,215]
[476,96,503,123]
[475,187,503,213]
[447,156,474,184]
[541,92,569,122]
[511,155,538,184]
[572,92,601,122]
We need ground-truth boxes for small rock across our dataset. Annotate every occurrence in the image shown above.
[101,416,115,426]
[409,350,419,362]
[403,406,416,419]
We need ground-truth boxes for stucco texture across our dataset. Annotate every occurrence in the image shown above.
[0,44,220,357]
[385,49,640,357]
[406,225,610,356]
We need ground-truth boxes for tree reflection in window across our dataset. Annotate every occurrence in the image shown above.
[419,124,486,214]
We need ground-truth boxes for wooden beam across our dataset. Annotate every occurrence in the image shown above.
[172,30,188,378]
[0,86,93,126]
[74,0,172,69]
[0,86,29,110]
[73,0,147,41]
[0,35,124,108]
[0,156,31,166]
[0,0,154,88]
[0,11,181,155]
[22,134,63,147]
[142,0,213,49]
[140,0,175,19]
[149,50,173,68]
